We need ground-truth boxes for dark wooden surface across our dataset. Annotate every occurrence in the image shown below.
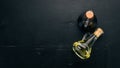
[0,0,120,68]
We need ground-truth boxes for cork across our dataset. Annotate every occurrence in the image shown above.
[94,28,104,37]
[85,10,94,19]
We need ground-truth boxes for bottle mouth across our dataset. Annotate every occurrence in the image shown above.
[85,10,94,19]
[94,28,104,37]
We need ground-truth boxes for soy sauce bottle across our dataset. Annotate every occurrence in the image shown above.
[78,10,98,34]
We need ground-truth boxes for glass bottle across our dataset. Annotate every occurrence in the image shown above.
[78,10,98,34]
[73,28,104,59]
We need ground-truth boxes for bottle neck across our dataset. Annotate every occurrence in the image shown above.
[85,34,98,45]
[86,28,104,45]
[84,19,89,28]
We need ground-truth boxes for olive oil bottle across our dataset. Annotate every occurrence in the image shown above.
[73,28,104,59]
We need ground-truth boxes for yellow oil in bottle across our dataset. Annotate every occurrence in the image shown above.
[73,40,92,59]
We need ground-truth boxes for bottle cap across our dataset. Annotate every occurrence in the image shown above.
[94,28,104,37]
[85,10,94,19]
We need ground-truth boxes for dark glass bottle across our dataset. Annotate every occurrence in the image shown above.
[78,10,98,34]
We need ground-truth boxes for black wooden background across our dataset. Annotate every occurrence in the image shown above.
[0,0,120,68]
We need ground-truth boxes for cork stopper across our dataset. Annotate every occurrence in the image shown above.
[85,10,94,19]
[94,28,104,37]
